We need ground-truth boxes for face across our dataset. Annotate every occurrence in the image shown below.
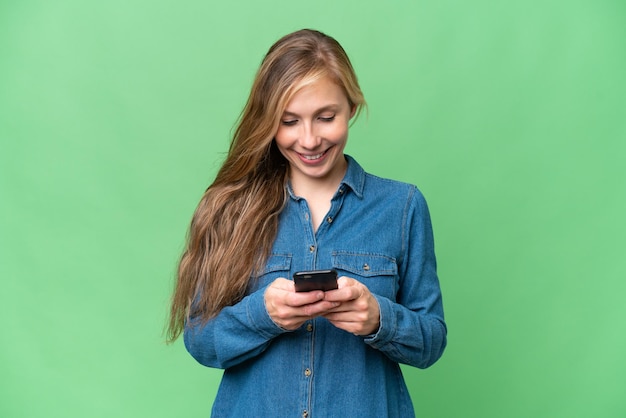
[275,76,355,188]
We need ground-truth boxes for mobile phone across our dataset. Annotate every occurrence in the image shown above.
[293,269,338,292]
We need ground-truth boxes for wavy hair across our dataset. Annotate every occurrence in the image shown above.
[167,29,366,342]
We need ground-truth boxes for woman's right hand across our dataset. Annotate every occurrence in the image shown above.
[264,278,340,330]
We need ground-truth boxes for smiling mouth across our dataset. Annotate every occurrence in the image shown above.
[301,151,326,160]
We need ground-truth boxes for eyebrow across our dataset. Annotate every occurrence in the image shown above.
[282,105,339,118]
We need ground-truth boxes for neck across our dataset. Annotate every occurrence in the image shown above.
[289,157,347,199]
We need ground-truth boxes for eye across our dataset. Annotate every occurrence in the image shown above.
[318,115,335,122]
[281,119,298,126]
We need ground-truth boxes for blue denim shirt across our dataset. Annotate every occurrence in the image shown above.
[184,155,447,418]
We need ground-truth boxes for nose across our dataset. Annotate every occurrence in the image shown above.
[299,122,321,150]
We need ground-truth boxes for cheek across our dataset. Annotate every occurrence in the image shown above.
[323,124,349,142]
[274,128,292,149]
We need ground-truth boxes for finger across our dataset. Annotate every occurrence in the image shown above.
[285,289,326,307]
[268,279,326,307]
[301,299,341,317]
[325,319,366,336]
[323,281,362,302]
[268,277,324,306]
[265,296,320,330]
[323,309,367,322]
[325,313,379,336]
[337,276,354,288]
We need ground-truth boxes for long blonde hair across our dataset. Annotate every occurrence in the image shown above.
[167,29,366,342]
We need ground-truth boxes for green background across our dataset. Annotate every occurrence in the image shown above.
[1,0,624,417]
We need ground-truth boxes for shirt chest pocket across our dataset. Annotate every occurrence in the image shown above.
[331,252,398,299]
[251,254,292,291]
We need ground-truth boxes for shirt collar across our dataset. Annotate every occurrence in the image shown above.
[286,154,365,200]
[340,155,365,199]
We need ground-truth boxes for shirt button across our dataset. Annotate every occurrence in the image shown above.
[326,216,333,223]
[306,323,313,332]
[309,245,315,253]
[363,263,370,271]
[304,368,312,377]
[303,411,309,418]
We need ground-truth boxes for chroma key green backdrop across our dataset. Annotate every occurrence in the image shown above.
[1,1,625,417]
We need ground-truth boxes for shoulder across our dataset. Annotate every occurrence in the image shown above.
[363,169,426,203]
[344,155,429,208]
[364,171,416,192]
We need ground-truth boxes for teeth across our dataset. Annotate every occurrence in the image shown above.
[303,152,324,160]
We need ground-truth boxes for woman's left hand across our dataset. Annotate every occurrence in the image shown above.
[321,277,380,336]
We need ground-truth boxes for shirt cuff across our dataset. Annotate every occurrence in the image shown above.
[363,295,396,347]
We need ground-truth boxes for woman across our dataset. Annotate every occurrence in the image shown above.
[168,29,447,417]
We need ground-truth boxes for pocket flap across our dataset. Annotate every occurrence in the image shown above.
[332,252,397,277]
[262,254,292,274]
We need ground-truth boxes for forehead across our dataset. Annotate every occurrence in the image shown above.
[283,76,349,113]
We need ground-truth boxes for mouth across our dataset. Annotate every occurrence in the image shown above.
[300,151,326,161]
[296,146,334,164]
[296,147,332,164]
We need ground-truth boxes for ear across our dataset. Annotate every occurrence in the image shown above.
[349,104,357,119]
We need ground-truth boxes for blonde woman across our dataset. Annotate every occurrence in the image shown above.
[168,29,446,417]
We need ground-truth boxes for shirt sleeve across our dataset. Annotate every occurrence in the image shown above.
[364,186,447,369]
[183,285,289,369]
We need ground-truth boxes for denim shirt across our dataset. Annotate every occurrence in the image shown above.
[184,156,447,418]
